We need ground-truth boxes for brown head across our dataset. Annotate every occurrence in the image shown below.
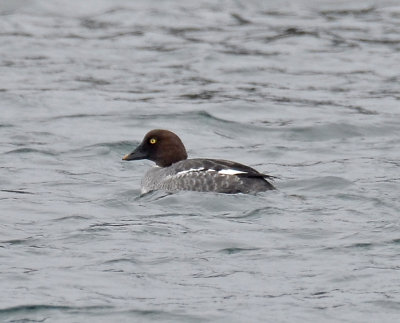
[122,129,188,167]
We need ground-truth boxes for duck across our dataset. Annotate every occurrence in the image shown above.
[122,129,275,194]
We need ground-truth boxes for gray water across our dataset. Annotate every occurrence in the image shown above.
[1,0,400,322]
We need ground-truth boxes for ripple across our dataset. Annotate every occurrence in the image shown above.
[180,91,219,100]
[0,189,34,194]
[219,247,260,255]
[75,76,111,86]
[0,304,113,315]
[4,148,56,156]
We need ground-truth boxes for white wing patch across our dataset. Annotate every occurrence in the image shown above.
[174,167,247,177]
[218,169,247,175]
[176,167,205,176]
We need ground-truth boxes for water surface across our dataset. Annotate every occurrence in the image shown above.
[1,0,400,322]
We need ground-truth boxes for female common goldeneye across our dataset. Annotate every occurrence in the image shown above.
[122,129,275,194]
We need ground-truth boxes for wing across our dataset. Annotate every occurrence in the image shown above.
[175,158,274,180]
[163,159,275,193]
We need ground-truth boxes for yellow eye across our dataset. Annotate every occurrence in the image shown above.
[149,138,157,144]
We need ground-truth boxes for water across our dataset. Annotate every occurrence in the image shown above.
[1,0,400,322]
